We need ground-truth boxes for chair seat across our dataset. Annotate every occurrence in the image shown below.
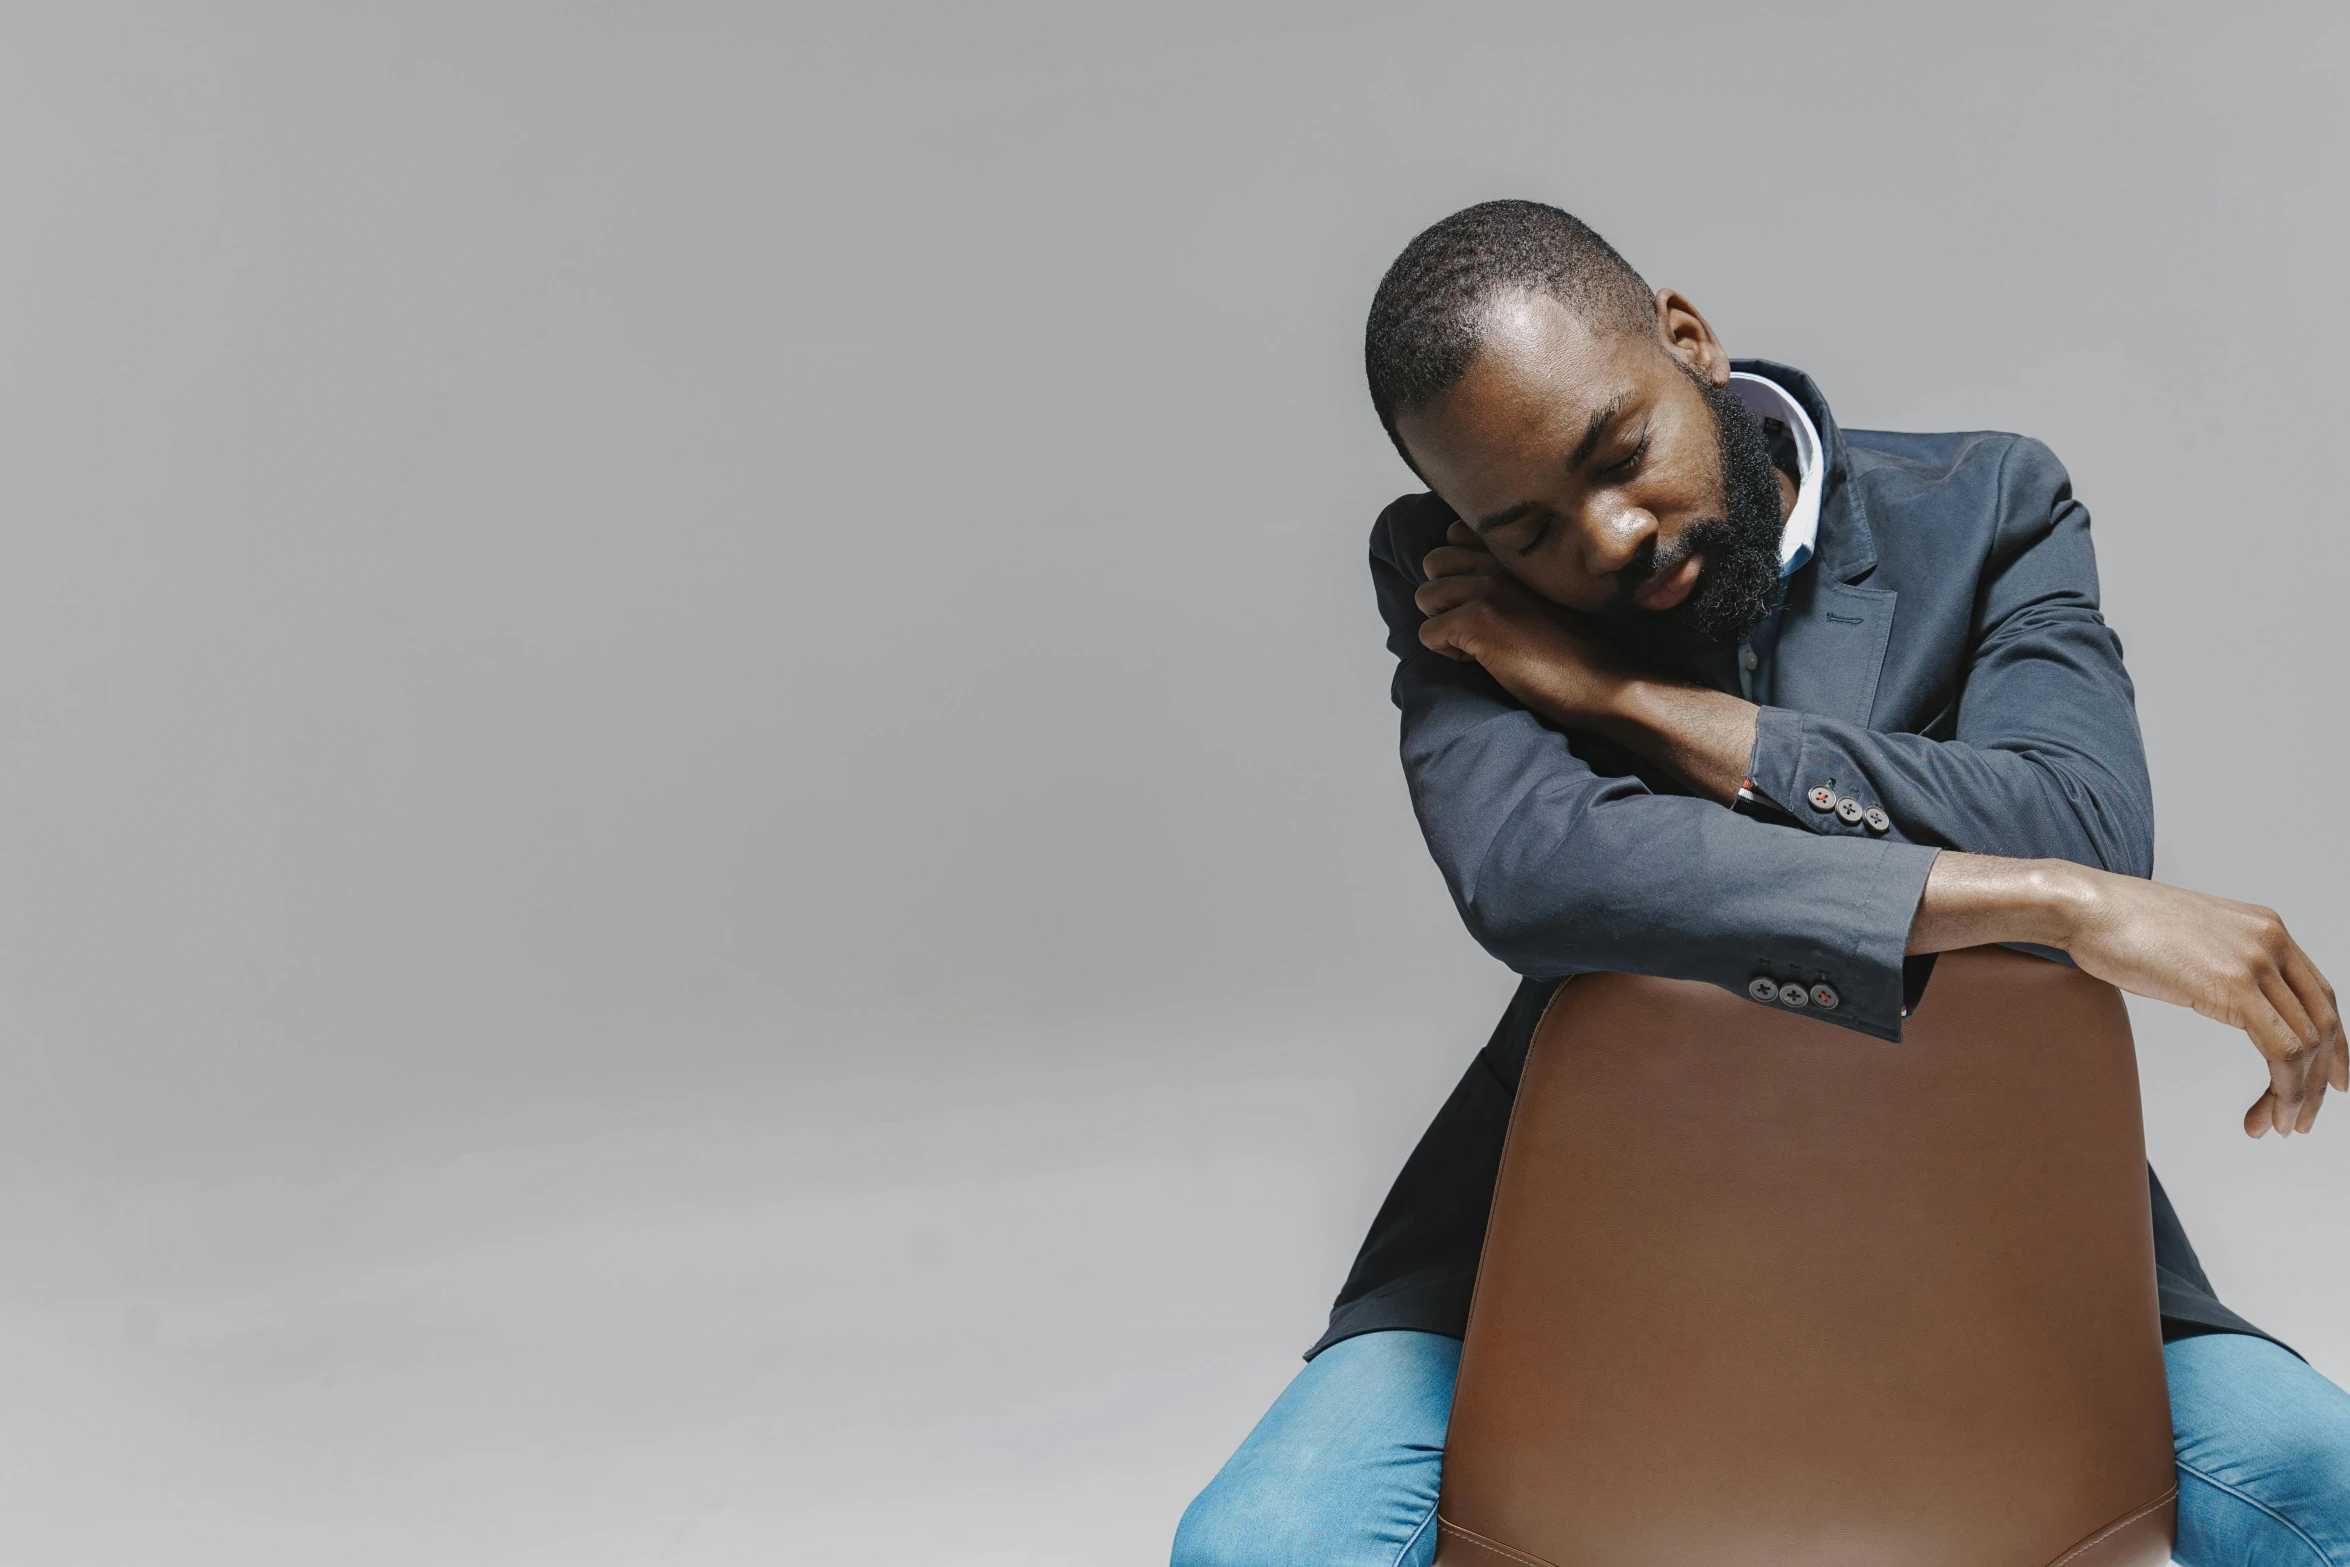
[1434,946,2176,1567]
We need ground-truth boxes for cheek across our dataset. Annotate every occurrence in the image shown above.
[1644,421,1723,518]
[1503,551,1609,612]
[1663,464,1721,518]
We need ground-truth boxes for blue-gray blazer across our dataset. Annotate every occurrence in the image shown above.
[1311,359,2272,1360]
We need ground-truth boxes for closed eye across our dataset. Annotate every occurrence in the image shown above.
[1599,432,1650,482]
[1512,514,1555,556]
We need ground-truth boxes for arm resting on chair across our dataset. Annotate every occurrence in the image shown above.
[1907,852,2343,1139]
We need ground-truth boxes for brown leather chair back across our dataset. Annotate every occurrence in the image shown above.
[1435,946,2176,1567]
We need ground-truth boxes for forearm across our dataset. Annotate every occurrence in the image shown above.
[1744,707,2154,873]
[1396,656,1938,1041]
[1904,851,2090,954]
[1472,645,1755,806]
[1582,681,2150,872]
[1581,677,1757,807]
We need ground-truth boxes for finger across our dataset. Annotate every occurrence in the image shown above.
[2267,1044,2313,1139]
[2259,964,2324,1061]
[2240,980,2314,1067]
[2242,998,2312,1136]
[2255,971,2323,1138]
[2281,940,2343,1054]
[2273,1055,2310,1137]
[1417,611,1472,661]
[2280,936,2339,1133]
[1414,575,1489,619]
[1444,519,1492,551]
[1421,545,1502,581]
[2295,1050,2330,1133]
[2303,939,2350,1094]
[2245,1088,2274,1139]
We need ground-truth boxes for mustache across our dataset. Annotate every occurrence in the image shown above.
[1605,522,1719,616]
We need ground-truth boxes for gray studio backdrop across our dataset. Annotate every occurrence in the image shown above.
[0,3,2341,1562]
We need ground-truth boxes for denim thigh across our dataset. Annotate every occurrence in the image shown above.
[2170,1331,2350,1566]
[1172,1331,1459,1567]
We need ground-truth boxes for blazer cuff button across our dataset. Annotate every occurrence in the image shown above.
[1833,796,1866,825]
[1749,975,1781,1004]
[1862,807,1891,834]
[1811,983,1840,1009]
[1807,786,1837,812]
[1776,982,1810,1008]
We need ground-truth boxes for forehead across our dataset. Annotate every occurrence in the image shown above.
[1420,289,1658,456]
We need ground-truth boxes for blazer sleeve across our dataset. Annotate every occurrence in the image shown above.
[1742,438,2155,877]
[1373,495,1941,1043]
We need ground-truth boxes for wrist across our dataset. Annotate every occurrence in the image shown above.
[2015,858,2104,949]
[1586,675,1757,807]
[1589,672,1665,737]
[1912,852,2111,957]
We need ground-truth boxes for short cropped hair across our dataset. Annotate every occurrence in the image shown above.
[1365,200,1655,468]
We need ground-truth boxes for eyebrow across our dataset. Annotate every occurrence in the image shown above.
[1468,396,1625,537]
[1469,500,1544,537]
[1564,395,1625,471]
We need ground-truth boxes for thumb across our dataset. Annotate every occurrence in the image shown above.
[2245,1089,2276,1138]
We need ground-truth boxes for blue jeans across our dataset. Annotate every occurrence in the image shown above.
[1173,1330,2350,1567]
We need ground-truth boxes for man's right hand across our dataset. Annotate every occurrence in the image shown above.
[1414,523,1633,722]
[1909,853,2344,1138]
[2064,873,2344,1138]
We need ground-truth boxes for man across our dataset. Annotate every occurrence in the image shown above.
[1172,202,2350,1567]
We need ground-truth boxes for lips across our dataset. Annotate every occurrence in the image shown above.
[1631,550,1703,612]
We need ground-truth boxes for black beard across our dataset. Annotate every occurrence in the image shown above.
[1599,369,1787,668]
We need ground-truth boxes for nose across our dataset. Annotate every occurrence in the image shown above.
[1580,498,1658,580]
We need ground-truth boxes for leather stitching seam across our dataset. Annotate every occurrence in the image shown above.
[2043,1485,2180,1567]
[1434,1516,1563,1567]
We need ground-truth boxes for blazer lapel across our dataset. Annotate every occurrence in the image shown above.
[1740,361,1895,729]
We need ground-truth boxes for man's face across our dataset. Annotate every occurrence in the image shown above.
[1394,288,1790,660]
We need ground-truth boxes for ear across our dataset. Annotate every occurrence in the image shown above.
[1652,288,1731,386]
